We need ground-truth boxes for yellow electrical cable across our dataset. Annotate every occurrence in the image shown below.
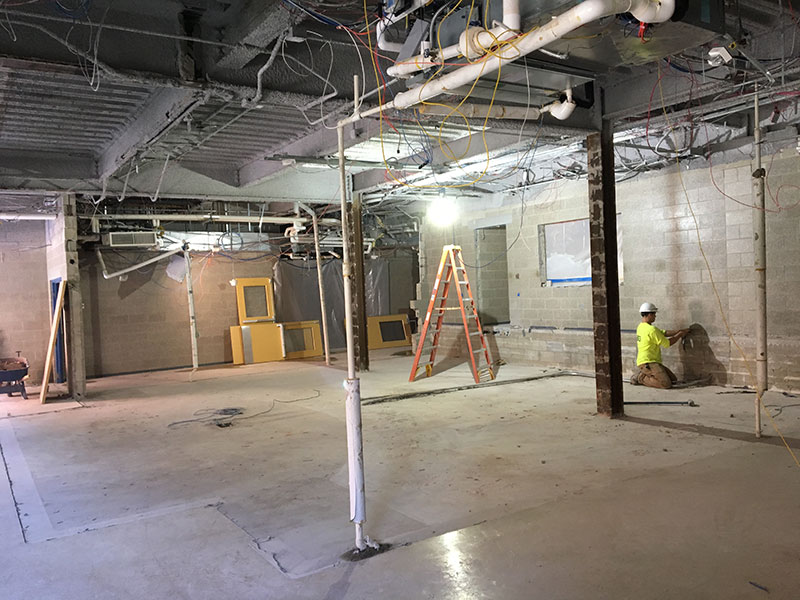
[364,0,504,189]
[656,63,800,468]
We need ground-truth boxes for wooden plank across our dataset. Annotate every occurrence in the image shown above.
[40,280,66,405]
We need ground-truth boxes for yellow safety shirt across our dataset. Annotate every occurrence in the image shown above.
[636,322,670,366]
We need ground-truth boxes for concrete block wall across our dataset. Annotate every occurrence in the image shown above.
[0,221,53,384]
[418,149,800,391]
[475,227,510,324]
[81,251,277,377]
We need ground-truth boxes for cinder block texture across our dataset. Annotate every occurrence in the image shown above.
[80,251,277,377]
[417,151,800,391]
[0,221,53,384]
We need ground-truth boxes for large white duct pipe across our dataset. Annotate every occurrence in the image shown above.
[417,102,541,120]
[391,0,675,106]
[389,0,521,78]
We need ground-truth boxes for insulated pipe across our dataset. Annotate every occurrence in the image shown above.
[95,247,183,280]
[388,44,461,79]
[0,213,58,221]
[503,0,521,31]
[377,19,404,53]
[378,0,430,53]
[297,202,331,366]
[753,84,767,438]
[389,0,520,78]
[184,249,200,372]
[90,213,338,226]
[243,31,288,108]
[339,75,372,553]
[391,0,675,108]
[416,102,541,120]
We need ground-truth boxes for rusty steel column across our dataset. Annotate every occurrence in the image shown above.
[350,191,370,372]
[586,118,624,417]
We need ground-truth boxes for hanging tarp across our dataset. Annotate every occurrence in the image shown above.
[365,257,390,317]
[273,257,391,350]
[273,259,346,349]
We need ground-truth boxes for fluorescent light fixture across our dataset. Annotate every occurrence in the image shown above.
[427,196,457,227]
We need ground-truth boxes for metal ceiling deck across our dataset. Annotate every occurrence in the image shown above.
[150,101,323,167]
[0,62,155,158]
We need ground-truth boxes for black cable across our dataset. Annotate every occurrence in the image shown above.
[167,390,322,428]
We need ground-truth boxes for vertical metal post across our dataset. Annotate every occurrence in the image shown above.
[184,248,199,372]
[298,203,331,366]
[753,84,766,437]
[338,74,368,551]
[586,117,624,417]
[351,191,370,372]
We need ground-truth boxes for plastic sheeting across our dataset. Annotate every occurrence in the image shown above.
[273,258,390,349]
[365,257,389,317]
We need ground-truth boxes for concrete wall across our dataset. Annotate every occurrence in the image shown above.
[475,226,510,324]
[418,149,800,391]
[0,221,53,384]
[386,253,419,316]
[81,251,277,377]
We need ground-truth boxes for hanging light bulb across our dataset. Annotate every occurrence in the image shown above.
[427,192,457,227]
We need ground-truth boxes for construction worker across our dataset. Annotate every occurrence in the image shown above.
[631,302,690,389]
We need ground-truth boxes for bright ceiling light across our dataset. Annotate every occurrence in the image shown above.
[427,195,457,227]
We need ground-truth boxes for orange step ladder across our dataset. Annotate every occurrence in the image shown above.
[409,245,495,384]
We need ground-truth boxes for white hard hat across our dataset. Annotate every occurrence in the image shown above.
[639,302,658,313]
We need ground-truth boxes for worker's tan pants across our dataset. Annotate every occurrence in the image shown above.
[637,363,677,389]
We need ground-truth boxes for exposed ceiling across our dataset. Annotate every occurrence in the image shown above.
[0,0,796,251]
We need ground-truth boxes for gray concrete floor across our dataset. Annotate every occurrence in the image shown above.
[1,350,799,599]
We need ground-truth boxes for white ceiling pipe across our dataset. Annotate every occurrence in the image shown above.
[416,103,541,120]
[392,0,675,109]
[89,213,339,226]
[0,213,58,221]
[378,0,431,53]
[96,246,184,280]
[503,0,521,31]
[540,88,577,120]
[377,19,404,53]
[388,0,520,78]
[388,44,462,79]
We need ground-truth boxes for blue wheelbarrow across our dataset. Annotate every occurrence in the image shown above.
[0,358,29,400]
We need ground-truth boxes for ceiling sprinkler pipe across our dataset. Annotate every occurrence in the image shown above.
[392,0,675,109]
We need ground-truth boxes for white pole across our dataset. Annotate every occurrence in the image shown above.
[298,203,331,366]
[339,74,368,551]
[184,248,200,373]
[753,84,766,438]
